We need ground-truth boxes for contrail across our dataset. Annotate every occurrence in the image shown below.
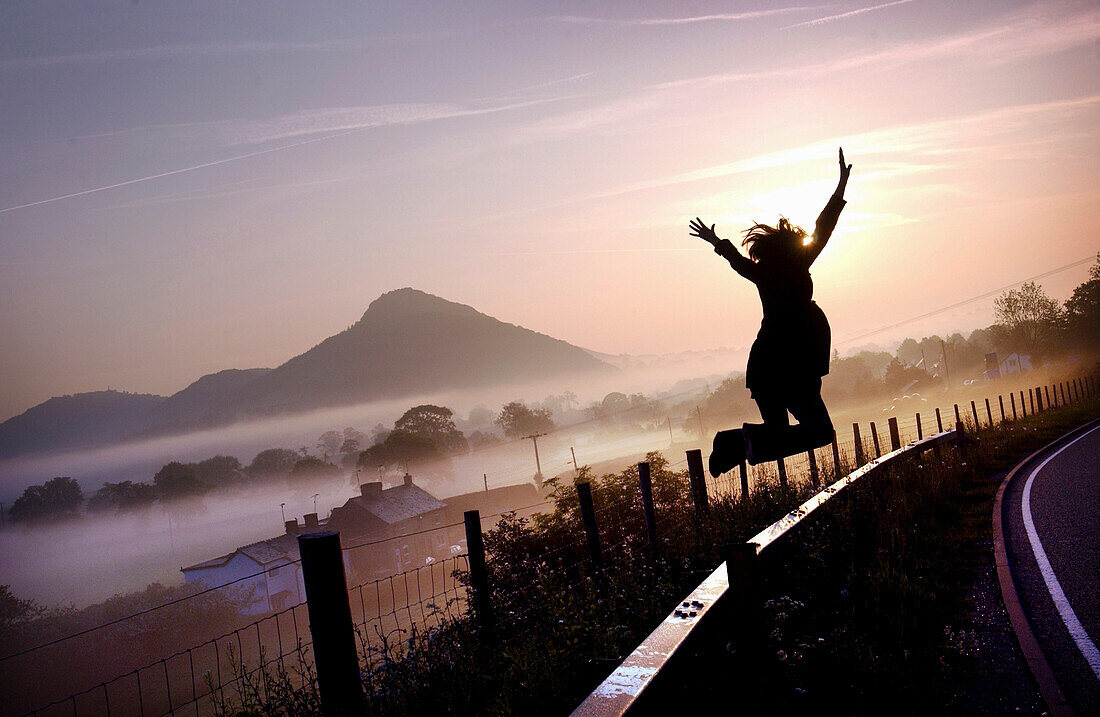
[783,0,916,29]
[0,96,561,216]
[0,128,364,215]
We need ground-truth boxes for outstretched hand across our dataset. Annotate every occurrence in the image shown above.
[836,147,853,197]
[689,217,720,246]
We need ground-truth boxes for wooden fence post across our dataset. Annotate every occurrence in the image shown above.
[685,449,709,516]
[776,457,788,489]
[297,532,363,712]
[916,413,923,440]
[985,398,992,426]
[576,483,604,572]
[999,395,1006,423]
[1022,390,1028,417]
[739,461,749,498]
[463,510,495,639]
[831,436,841,479]
[853,423,865,466]
[1044,385,1051,408]
[971,400,979,428]
[888,417,901,452]
[870,422,882,458]
[953,404,961,425]
[1060,383,1067,405]
[807,449,819,487]
[935,407,944,432]
[1010,392,1017,420]
[637,462,657,548]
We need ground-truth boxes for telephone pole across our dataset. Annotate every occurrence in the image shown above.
[523,433,546,483]
[940,339,951,390]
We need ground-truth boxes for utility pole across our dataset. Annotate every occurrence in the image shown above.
[570,446,579,473]
[280,502,287,523]
[483,473,488,494]
[940,339,951,390]
[523,433,546,483]
[667,417,673,446]
[696,406,705,438]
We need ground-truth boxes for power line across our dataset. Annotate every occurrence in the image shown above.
[835,255,1094,346]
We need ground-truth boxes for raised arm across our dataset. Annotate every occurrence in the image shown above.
[803,147,852,267]
[689,217,758,281]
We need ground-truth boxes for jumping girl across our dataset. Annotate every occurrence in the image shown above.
[689,148,852,477]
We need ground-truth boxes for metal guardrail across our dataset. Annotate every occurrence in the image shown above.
[571,427,962,717]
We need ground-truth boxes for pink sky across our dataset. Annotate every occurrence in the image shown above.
[1,0,1098,421]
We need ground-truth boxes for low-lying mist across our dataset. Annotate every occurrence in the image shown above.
[0,362,730,607]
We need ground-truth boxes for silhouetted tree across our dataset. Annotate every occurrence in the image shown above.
[153,462,205,499]
[494,401,554,438]
[9,477,84,523]
[1064,253,1100,351]
[357,431,442,469]
[194,455,243,487]
[316,431,344,461]
[992,281,1063,360]
[88,481,157,512]
[289,456,340,480]
[394,404,468,453]
[247,448,300,478]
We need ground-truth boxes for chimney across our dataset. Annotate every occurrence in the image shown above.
[304,513,319,529]
[284,519,299,535]
[403,473,413,487]
[361,482,383,499]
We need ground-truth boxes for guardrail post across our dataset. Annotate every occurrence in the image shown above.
[853,423,865,466]
[297,531,363,713]
[724,542,761,663]
[463,510,495,640]
[870,422,881,458]
[887,417,900,452]
[637,462,657,548]
[739,460,749,498]
[776,457,788,489]
[935,407,943,432]
[576,483,604,572]
[685,449,709,515]
[807,449,819,487]
[831,436,841,479]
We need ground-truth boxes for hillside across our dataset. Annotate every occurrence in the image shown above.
[0,391,166,457]
[0,289,616,457]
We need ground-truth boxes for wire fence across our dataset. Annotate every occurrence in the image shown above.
[12,372,1097,715]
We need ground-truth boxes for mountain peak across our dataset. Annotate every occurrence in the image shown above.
[361,288,480,322]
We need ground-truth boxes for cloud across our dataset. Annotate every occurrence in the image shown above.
[782,0,917,30]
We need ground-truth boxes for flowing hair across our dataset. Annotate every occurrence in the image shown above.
[741,217,808,264]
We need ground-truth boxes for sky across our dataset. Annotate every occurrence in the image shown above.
[1,0,1098,422]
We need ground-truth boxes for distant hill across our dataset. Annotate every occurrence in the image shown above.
[0,391,166,457]
[0,289,615,457]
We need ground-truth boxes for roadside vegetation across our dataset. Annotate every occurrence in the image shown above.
[202,379,1098,715]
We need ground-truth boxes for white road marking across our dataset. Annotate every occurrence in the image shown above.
[1021,423,1100,679]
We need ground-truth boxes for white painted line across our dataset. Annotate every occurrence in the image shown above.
[1021,423,1100,679]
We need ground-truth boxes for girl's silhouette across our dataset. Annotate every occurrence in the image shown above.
[690,148,852,477]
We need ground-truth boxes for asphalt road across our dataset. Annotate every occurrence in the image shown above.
[1003,421,1100,714]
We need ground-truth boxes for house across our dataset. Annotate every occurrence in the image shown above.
[998,352,1032,376]
[181,514,323,615]
[328,474,451,581]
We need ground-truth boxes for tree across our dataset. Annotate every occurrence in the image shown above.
[9,477,84,523]
[1064,253,1100,350]
[248,448,300,478]
[316,431,344,461]
[883,358,929,392]
[467,405,494,429]
[992,281,1063,360]
[394,405,468,453]
[153,462,205,500]
[494,401,555,438]
[194,455,243,488]
[289,457,341,480]
[357,430,442,469]
[88,481,158,512]
[0,585,41,635]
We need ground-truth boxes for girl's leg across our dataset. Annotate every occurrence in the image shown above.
[744,382,833,464]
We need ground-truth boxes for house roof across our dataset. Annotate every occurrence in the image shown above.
[182,532,299,572]
[346,483,446,525]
